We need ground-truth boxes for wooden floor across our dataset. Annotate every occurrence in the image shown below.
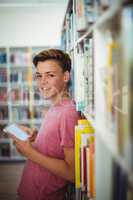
[0,162,25,200]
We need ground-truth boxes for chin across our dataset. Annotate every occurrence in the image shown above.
[40,91,50,99]
[42,95,51,100]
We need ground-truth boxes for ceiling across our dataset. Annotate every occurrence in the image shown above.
[0,0,68,6]
[0,0,66,2]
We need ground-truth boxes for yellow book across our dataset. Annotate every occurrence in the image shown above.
[75,119,95,189]
[75,126,81,189]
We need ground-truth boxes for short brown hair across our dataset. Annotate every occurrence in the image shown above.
[33,49,71,72]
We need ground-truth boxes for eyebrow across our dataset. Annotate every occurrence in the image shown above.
[36,71,57,74]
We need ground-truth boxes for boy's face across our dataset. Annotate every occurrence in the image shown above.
[35,60,70,103]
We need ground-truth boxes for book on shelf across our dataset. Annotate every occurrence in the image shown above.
[0,142,10,157]
[75,119,95,200]
[0,106,8,120]
[10,48,31,66]
[0,87,7,101]
[0,51,7,64]
[0,68,7,82]
[76,0,95,32]
[64,11,74,51]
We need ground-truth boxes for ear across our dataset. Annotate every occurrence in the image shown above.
[63,71,70,83]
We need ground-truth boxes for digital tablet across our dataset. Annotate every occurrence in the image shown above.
[3,124,28,141]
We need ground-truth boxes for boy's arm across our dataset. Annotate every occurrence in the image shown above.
[29,146,75,182]
[12,136,75,182]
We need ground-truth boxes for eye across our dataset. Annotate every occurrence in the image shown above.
[48,74,55,77]
[35,73,42,80]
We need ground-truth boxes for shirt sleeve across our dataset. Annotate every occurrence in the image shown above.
[59,109,79,148]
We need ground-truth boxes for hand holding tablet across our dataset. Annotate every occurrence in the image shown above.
[3,124,29,141]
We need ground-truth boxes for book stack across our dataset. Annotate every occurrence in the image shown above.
[75,119,95,200]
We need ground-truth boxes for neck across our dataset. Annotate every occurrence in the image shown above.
[51,89,71,105]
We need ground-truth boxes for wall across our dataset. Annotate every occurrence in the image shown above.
[0,4,66,47]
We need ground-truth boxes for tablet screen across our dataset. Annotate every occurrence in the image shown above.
[3,124,28,141]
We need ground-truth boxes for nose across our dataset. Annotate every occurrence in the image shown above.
[40,75,48,85]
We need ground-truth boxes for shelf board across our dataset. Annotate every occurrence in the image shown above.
[0,119,9,124]
[9,100,49,107]
[0,101,8,105]
[33,100,50,106]
[10,64,31,68]
[10,81,32,88]
[0,119,42,125]
[15,119,42,124]
[0,138,10,143]
[0,64,7,67]
[32,119,42,124]
[0,82,8,87]
[0,156,26,162]
[9,101,30,106]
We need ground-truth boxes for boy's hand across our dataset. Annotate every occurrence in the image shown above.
[10,134,34,157]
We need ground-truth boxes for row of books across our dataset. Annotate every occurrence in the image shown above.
[75,119,95,200]
[10,50,31,66]
[74,37,94,117]
[76,0,131,33]
[10,89,30,101]
[9,70,31,82]
[0,70,33,83]
[0,49,31,66]
[0,106,43,122]
[11,106,42,121]
[62,0,114,50]
[62,0,133,51]
[10,88,42,102]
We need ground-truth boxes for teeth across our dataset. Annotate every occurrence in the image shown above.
[42,88,48,91]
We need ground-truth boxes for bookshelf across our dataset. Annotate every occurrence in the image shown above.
[0,46,50,161]
[62,0,133,199]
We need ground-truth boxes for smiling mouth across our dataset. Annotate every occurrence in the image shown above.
[41,88,50,91]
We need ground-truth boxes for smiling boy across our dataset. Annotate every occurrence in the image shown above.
[12,49,81,200]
